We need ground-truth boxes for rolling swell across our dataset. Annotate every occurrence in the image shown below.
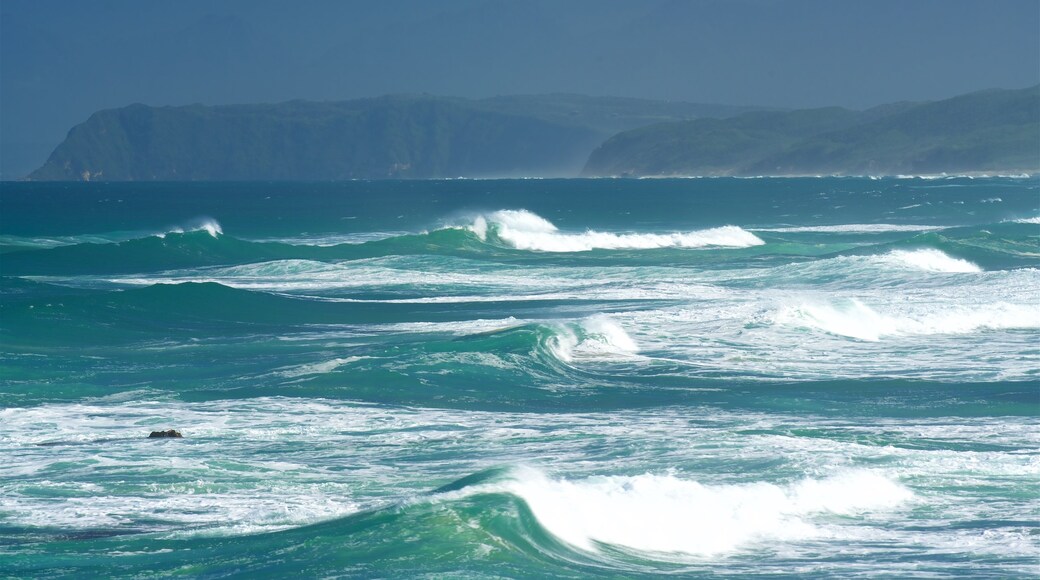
[0,228,501,276]
[0,281,571,333]
[0,480,609,578]
[0,218,223,254]
[0,465,916,578]
[0,230,301,275]
[1,210,789,276]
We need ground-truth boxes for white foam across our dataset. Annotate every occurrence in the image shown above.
[1010,216,1040,224]
[467,209,763,252]
[488,467,912,556]
[753,224,944,233]
[158,218,223,239]
[371,317,525,336]
[276,356,367,378]
[880,249,981,273]
[773,298,1039,341]
[753,249,984,284]
[548,315,640,363]
[1,398,1033,558]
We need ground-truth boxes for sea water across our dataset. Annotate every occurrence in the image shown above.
[0,177,1037,577]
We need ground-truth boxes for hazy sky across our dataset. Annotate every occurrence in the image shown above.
[2,0,1038,178]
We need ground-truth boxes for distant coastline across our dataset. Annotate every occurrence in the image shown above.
[25,86,1040,182]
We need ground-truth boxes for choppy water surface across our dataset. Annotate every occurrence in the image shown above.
[1,177,1038,577]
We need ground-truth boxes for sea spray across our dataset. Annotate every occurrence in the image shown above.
[160,217,223,239]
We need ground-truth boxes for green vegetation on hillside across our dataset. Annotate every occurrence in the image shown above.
[583,86,1040,176]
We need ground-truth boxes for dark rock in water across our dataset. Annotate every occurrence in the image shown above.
[148,430,182,438]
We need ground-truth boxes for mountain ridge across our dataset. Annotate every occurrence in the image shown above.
[27,94,759,181]
[27,87,1039,181]
[583,85,1039,177]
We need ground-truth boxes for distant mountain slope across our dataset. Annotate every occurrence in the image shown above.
[583,86,1040,176]
[28,95,758,181]
[475,94,756,136]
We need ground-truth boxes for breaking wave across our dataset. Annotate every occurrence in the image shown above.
[772,298,1038,341]
[1009,216,1040,224]
[878,249,981,273]
[467,209,764,252]
[462,467,912,557]
[546,315,641,363]
[158,218,223,239]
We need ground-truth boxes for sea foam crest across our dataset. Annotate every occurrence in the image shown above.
[159,218,223,239]
[489,467,911,556]
[548,315,640,363]
[879,249,981,273]
[774,298,1038,341]
[156,218,223,239]
[2,218,226,248]
[468,209,763,252]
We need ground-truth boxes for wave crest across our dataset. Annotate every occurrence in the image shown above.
[159,218,223,239]
[773,298,1038,341]
[467,209,763,252]
[547,315,640,363]
[481,467,911,556]
[880,249,981,273]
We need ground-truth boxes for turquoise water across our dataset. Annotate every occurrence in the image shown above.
[1,177,1038,577]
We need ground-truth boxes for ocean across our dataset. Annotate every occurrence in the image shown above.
[1,177,1037,578]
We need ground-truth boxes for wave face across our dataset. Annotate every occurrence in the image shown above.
[2,177,1039,578]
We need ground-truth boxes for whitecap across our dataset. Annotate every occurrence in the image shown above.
[473,467,912,556]
[548,315,640,363]
[156,217,223,239]
[772,298,1038,341]
[879,249,981,273]
[466,209,763,252]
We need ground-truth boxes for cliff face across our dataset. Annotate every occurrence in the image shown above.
[30,87,1038,181]
[28,95,757,181]
[29,97,602,180]
[583,86,1040,177]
